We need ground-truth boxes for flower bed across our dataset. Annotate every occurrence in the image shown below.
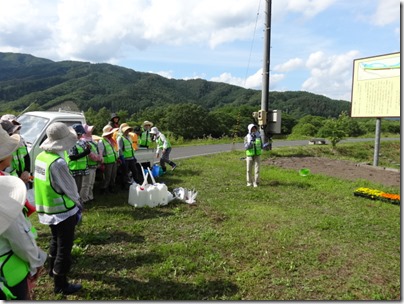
[354,187,400,205]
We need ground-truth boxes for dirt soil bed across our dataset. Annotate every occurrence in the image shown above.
[264,156,400,188]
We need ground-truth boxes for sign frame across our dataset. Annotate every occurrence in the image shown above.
[350,52,400,118]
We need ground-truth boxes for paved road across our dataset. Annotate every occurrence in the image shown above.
[170,138,399,161]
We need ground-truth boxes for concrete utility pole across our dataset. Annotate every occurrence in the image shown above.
[260,0,272,143]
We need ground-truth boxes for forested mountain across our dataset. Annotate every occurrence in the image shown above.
[0,52,350,119]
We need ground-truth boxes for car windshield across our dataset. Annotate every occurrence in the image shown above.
[17,114,49,146]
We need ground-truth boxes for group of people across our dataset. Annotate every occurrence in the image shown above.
[0,112,180,300]
[0,108,263,300]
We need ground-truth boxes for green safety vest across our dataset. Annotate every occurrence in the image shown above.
[101,138,118,164]
[65,144,88,171]
[34,151,76,214]
[0,251,30,288]
[87,141,99,167]
[0,208,35,290]
[119,135,135,159]
[156,136,171,150]
[246,137,262,157]
[139,130,151,147]
[11,145,28,176]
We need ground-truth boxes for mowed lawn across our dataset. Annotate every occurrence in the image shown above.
[32,146,400,300]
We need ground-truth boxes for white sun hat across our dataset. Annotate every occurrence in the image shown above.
[39,122,78,152]
[0,125,20,160]
[149,127,159,135]
[102,125,118,137]
[0,176,27,234]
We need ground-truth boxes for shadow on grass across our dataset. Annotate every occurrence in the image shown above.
[73,252,239,300]
[76,230,145,245]
[154,168,204,184]
[263,179,312,189]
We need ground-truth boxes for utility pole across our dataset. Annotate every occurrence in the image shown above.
[260,0,272,143]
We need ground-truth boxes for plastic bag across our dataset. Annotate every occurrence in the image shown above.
[173,187,198,204]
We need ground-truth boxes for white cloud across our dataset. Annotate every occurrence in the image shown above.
[153,70,174,79]
[210,68,284,90]
[371,0,398,26]
[49,0,258,61]
[302,50,360,100]
[0,0,55,50]
[274,58,304,72]
[286,0,337,18]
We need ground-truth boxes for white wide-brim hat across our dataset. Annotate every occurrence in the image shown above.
[0,176,26,234]
[40,122,78,152]
[142,121,153,127]
[0,126,20,160]
[102,125,118,137]
[121,125,133,133]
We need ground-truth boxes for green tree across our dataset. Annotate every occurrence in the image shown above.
[85,107,111,136]
[338,111,366,137]
[279,112,297,135]
[291,123,317,137]
[317,114,347,148]
[162,103,212,139]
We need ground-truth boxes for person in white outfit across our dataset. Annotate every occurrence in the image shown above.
[244,124,263,187]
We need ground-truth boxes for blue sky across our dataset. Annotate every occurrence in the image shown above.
[0,0,400,101]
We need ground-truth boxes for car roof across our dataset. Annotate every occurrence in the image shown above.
[20,111,85,119]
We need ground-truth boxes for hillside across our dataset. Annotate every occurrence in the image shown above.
[0,52,350,118]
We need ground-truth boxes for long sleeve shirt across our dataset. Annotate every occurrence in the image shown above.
[155,133,169,155]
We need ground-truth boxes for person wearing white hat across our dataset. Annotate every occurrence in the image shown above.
[34,122,83,295]
[0,176,47,300]
[149,127,177,172]
[139,120,154,148]
[0,124,20,175]
[244,124,263,187]
[98,125,119,194]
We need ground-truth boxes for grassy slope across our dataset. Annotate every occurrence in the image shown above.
[32,142,400,300]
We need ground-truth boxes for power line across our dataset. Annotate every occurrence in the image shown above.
[243,0,262,88]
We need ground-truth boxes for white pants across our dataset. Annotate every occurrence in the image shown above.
[80,168,97,202]
[246,155,261,185]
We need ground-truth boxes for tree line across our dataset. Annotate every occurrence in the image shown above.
[83,104,400,145]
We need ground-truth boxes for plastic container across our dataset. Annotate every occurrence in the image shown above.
[152,164,161,178]
[128,183,149,207]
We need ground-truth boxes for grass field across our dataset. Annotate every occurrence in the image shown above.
[32,141,400,300]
